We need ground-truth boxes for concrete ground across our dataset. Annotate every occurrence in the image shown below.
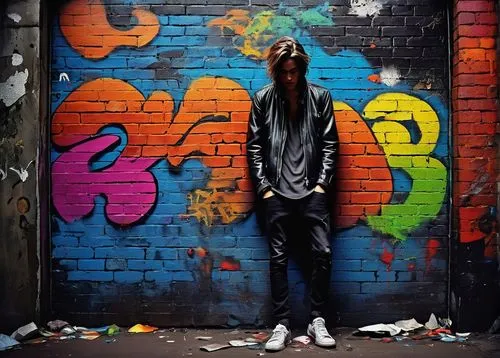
[1,327,499,358]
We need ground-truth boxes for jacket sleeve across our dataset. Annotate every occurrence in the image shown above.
[316,90,339,189]
[246,93,272,197]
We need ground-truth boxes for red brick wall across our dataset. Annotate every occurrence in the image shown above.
[453,0,498,254]
[452,0,499,331]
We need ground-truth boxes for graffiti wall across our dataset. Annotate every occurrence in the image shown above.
[50,0,450,326]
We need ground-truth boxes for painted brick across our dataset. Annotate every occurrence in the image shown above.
[146,248,177,260]
[332,271,376,282]
[52,235,78,247]
[47,0,458,328]
[95,248,144,259]
[145,271,173,282]
[79,236,115,247]
[58,260,77,270]
[172,271,194,281]
[114,271,144,283]
[106,259,127,270]
[128,260,163,271]
[78,259,105,270]
[53,247,94,259]
[67,271,113,282]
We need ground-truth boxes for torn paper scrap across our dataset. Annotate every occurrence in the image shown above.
[200,343,231,352]
[394,318,423,331]
[358,323,401,336]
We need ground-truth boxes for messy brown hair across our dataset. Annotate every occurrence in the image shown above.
[267,36,310,84]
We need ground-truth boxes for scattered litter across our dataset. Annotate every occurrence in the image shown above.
[455,332,471,337]
[167,340,175,343]
[79,335,99,341]
[425,313,440,330]
[105,338,117,343]
[381,337,394,343]
[228,330,240,335]
[357,323,401,337]
[257,353,265,356]
[24,337,47,344]
[11,322,38,342]
[75,325,108,333]
[59,335,76,340]
[61,326,77,335]
[247,343,265,350]
[200,343,231,352]
[294,349,302,352]
[195,336,213,340]
[38,328,56,337]
[47,320,69,331]
[159,336,166,339]
[438,317,452,328]
[251,332,269,342]
[344,343,353,351]
[0,334,20,351]
[106,324,120,336]
[128,324,158,333]
[229,340,259,347]
[438,333,468,343]
[292,336,311,345]
[394,336,409,342]
[394,318,423,332]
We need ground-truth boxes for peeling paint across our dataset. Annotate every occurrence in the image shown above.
[9,159,34,183]
[12,54,23,66]
[348,0,383,17]
[7,13,22,23]
[0,69,29,107]
[59,73,70,82]
[380,66,401,87]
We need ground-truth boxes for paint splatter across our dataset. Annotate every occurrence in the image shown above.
[209,4,333,59]
[367,73,381,83]
[380,247,394,271]
[425,239,440,271]
[380,66,401,87]
[407,262,416,271]
[348,0,383,17]
[220,257,241,271]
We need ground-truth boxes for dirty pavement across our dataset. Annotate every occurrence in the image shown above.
[1,319,499,357]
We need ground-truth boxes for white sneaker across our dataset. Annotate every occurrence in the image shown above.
[265,324,291,351]
[307,317,336,347]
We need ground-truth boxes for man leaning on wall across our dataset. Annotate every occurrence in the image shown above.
[246,36,339,352]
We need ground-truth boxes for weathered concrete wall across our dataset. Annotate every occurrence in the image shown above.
[49,0,451,328]
[452,0,499,332]
[0,0,41,333]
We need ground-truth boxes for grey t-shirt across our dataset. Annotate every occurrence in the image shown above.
[274,116,312,199]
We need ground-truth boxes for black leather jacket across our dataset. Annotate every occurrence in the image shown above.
[246,81,338,197]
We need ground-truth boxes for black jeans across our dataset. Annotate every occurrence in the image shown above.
[264,191,332,328]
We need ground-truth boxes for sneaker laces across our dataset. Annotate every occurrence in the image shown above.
[270,325,288,341]
[314,319,331,337]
